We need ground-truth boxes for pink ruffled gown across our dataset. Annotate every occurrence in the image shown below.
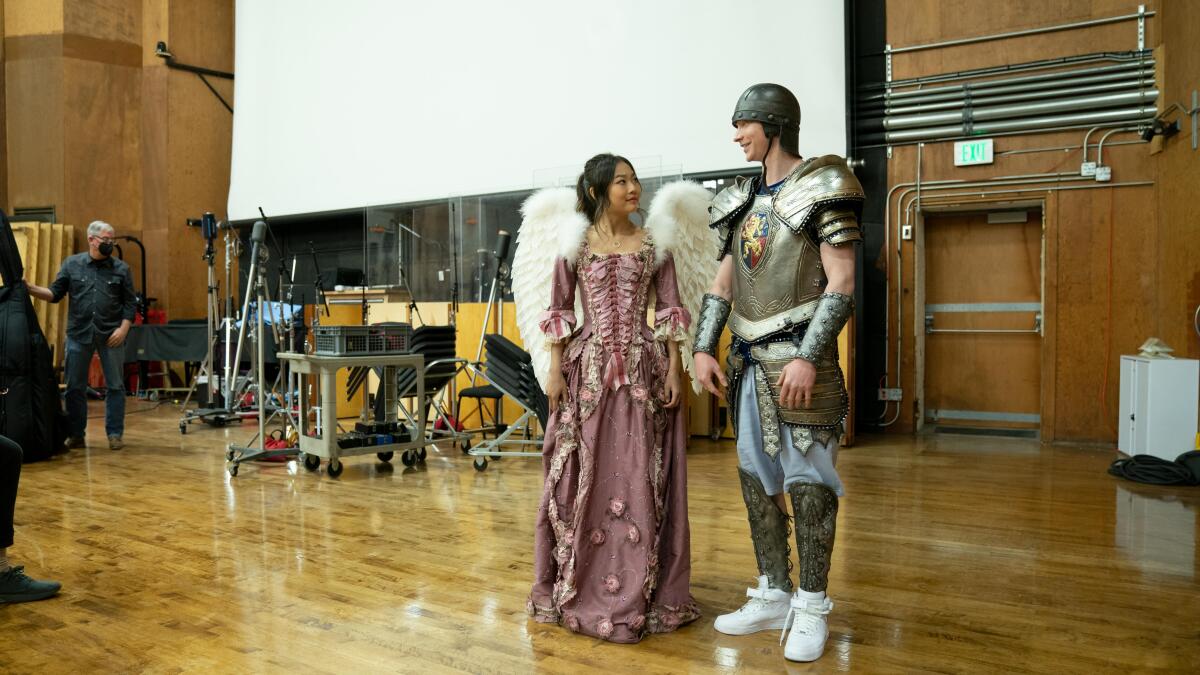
[527,232,700,643]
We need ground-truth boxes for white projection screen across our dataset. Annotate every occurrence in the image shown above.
[228,0,847,221]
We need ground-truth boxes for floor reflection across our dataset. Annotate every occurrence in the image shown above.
[1114,484,1197,580]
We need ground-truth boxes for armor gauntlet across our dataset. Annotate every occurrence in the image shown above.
[693,293,731,358]
[797,292,854,364]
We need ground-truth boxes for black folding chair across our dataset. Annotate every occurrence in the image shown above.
[465,333,547,471]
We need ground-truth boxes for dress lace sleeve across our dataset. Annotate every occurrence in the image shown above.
[537,256,577,344]
[652,253,691,343]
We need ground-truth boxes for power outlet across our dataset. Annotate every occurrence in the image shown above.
[901,225,913,240]
[877,387,903,401]
[1080,161,1097,177]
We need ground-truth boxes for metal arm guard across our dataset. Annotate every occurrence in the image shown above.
[797,292,854,365]
[693,293,731,358]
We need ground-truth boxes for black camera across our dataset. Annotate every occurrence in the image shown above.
[186,211,221,240]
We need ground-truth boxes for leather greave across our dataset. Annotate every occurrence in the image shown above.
[788,481,838,593]
[737,467,793,592]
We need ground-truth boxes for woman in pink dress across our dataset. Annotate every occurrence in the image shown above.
[525,154,700,643]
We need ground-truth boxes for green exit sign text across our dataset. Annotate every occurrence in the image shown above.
[954,139,994,166]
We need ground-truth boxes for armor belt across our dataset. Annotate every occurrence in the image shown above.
[728,334,848,432]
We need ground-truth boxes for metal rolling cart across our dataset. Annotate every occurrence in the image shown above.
[275,324,427,478]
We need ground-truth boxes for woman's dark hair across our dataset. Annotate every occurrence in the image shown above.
[576,153,635,224]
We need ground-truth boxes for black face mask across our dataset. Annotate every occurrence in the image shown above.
[98,241,114,257]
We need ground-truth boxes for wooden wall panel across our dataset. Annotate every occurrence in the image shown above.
[3,40,65,212]
[3,0,63,36]
[62,57,143,262]
[1156,0,1200,363]
[163,0,233,321]
[63,0,138,45]
[882,1,1171,443]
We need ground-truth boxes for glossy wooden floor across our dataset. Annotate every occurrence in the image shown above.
[3,403,1198,674]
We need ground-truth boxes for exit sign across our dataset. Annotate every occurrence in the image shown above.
[954,138,994,166]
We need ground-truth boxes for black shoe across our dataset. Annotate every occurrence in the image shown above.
[0,566,62,603]
[64,436,86,450]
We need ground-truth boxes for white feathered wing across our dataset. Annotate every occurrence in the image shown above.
[645,181,718,394]
[511,187,588,390]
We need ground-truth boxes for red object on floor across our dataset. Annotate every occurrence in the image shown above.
[434,416,464,432]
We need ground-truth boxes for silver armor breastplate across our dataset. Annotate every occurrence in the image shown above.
[728,193,826,341]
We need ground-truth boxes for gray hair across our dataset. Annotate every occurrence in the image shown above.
[87,220,114,238]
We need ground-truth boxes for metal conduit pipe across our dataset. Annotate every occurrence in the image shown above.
[1081,122,1139,163]
[861,61,1154,107]
[879,179,1155,428]
[883,9,1155,55]
[858,76,1155,128]
[859,51,1152,94]
[1097,127,1142,165]
[885,106,1157,143]
[884,90,1158,130]
[858,118,1157,149]
[998,139,1143,158]
[879,76,1156,118]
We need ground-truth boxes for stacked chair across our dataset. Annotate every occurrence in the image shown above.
[371,324,469,465]
[465,333,547,471]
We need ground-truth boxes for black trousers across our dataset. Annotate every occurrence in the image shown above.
[0,434,21,549]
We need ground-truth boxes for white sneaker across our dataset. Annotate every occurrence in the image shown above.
[780,589,833,662]
[713,575,792,635]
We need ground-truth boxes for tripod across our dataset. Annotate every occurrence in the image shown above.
[178,216,255,433]
[225,222,299,473]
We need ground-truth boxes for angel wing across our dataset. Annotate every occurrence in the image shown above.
[511,187,588,390]
[645,180,718,394]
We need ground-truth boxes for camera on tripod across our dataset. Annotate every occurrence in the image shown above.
[186,212,225,241]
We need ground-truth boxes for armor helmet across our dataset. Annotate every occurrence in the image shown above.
[732,83,801,156]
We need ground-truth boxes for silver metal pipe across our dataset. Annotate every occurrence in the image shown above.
[885,90,1158,130]
[862,51,1152,94]
[883,77,1155,116]
[858,74,1154,129]
[886,106,1157,142]
[929,328,1041,335]
[877,62,1153,104]
[887,9,1155,54]
[859,118,1157,149]
[998,138,1143,158]
[1096,127,1141,165]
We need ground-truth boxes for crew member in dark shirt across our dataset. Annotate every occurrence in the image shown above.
[27,220,137,451]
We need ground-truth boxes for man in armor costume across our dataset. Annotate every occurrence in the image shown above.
[693,83,864,663]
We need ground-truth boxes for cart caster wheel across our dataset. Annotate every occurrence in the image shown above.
[327,459,344,478]
[180,422,187,435]
[303,454,321,472]
[473,457,488,472]
[401,451,416,467]
[149,391,160,402]
[377,451,394,462]
[225,448,236,461]
[417,447,427,462]
[461,440,471,455]
[228,463,239,477]
[709,428,720,441]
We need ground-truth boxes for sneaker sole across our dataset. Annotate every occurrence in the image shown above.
[713,617,789,635]
[0,590,61,603]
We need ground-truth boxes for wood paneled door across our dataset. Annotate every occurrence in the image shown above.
[922,209,1043,435]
